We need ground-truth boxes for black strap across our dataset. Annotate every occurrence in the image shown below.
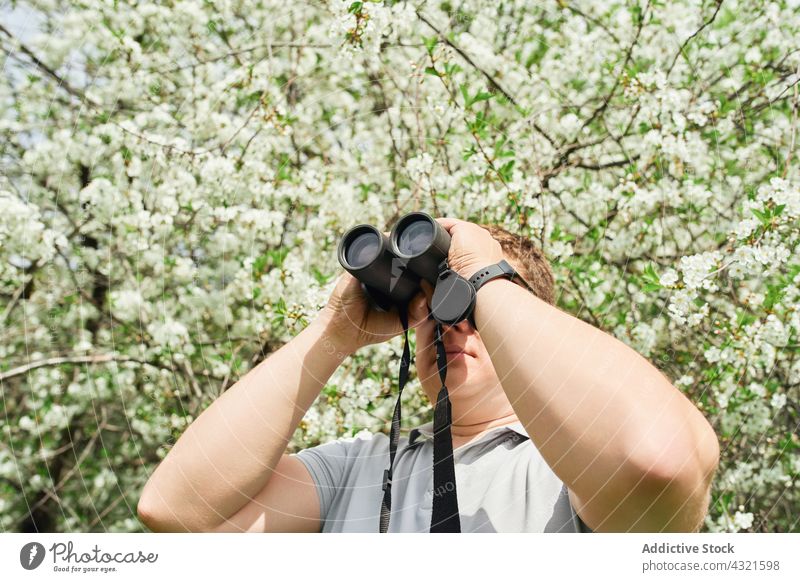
[430,321,461,532]
[468,259,537,295]
[379,305,411,533]
[379,307,461,533]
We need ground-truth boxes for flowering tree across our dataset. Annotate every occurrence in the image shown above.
[0,0,798,532]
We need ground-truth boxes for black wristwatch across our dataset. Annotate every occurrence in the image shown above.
[469,259,527,293]
[430,260,532,329]
[463,260,534,329]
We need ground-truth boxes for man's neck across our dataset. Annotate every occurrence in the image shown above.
[449,411,520,437]
[448,411,520,449]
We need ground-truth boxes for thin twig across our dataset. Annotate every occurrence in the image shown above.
[417,11,558,149]
[667,0,725,75]
[782,62,800,178]
[579,0,650,133]
[0,23,96,105]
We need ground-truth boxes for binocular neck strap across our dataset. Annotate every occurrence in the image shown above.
[379,306,461,533]
[379,305,411,534]
[430,320,462,532]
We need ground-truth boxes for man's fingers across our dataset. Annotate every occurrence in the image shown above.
[408,292,429,327]
[435,217,466,233]
[420,279,434,301]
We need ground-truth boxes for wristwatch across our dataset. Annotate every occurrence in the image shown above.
[464,260,534,330]
[469,259,529,293]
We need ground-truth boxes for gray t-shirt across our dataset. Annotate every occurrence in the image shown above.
[292,420,593,533]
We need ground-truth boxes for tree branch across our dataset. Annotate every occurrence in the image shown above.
[0,354,169,383]
[417,11,558,149]
[0,22,96,105]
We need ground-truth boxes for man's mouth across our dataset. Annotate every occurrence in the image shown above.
[444,348,472,358]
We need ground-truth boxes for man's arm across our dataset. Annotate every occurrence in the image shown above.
[473,278,719,532]
[137,263,425,533]
[137,312,346,532]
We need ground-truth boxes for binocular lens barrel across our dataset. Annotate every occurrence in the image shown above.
[345,231,381,269]
[338,224,420,311]
[337,212,451,312]
[396,218,434,256]
[390,212,450,284]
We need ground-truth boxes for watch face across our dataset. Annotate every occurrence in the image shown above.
[431,271,475,325]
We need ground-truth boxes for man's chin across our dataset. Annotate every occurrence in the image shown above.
[420,364,472,393]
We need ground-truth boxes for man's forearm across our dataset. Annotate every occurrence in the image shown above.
[473,278,719,530]
[138,313,348,531]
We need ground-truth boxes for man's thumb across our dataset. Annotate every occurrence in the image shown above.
[408,293,429,327]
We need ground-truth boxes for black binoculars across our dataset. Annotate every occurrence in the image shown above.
[339,212,469,532]
[337,212,477,326]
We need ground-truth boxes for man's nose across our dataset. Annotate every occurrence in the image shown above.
[441,318,473,335]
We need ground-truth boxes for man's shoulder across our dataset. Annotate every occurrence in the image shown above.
[297,427,391,457]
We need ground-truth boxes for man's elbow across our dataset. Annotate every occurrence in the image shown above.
[638,421,720,532]
[137,484,197,533]
[137,494,177,533]
[137,502,162,533]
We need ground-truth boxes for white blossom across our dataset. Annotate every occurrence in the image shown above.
[732,511,754,531]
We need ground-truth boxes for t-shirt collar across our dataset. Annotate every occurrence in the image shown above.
[414,420,529,440]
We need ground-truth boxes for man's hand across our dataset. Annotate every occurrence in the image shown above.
[435,217,504,279]
[319,272,428,355]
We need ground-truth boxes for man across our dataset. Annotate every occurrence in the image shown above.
[137,217,720,533]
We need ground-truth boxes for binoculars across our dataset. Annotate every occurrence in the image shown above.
[337,212,477,326]
[339,212,468,532]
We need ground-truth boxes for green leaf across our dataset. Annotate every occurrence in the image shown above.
[641,263,662,291]
[348,2,363,14]
[764,288,781,309]
[443,63,461,76]
[459,84,470,107]
[423,35,438,55]
[467,111,488,136]
[497,160,515,182]
[751,207,769,225]
[311,266,330,285]
[461,86,494,109]
[471,91,493,105]
[424,66,440,77]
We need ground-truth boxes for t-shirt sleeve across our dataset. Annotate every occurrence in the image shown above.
[290,430,389,528]
[291,438,352,521]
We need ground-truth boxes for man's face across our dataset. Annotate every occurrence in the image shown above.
[413,258,526,405]
[414,307,498,404]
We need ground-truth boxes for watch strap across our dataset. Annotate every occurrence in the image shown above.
[469,259,521,293]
